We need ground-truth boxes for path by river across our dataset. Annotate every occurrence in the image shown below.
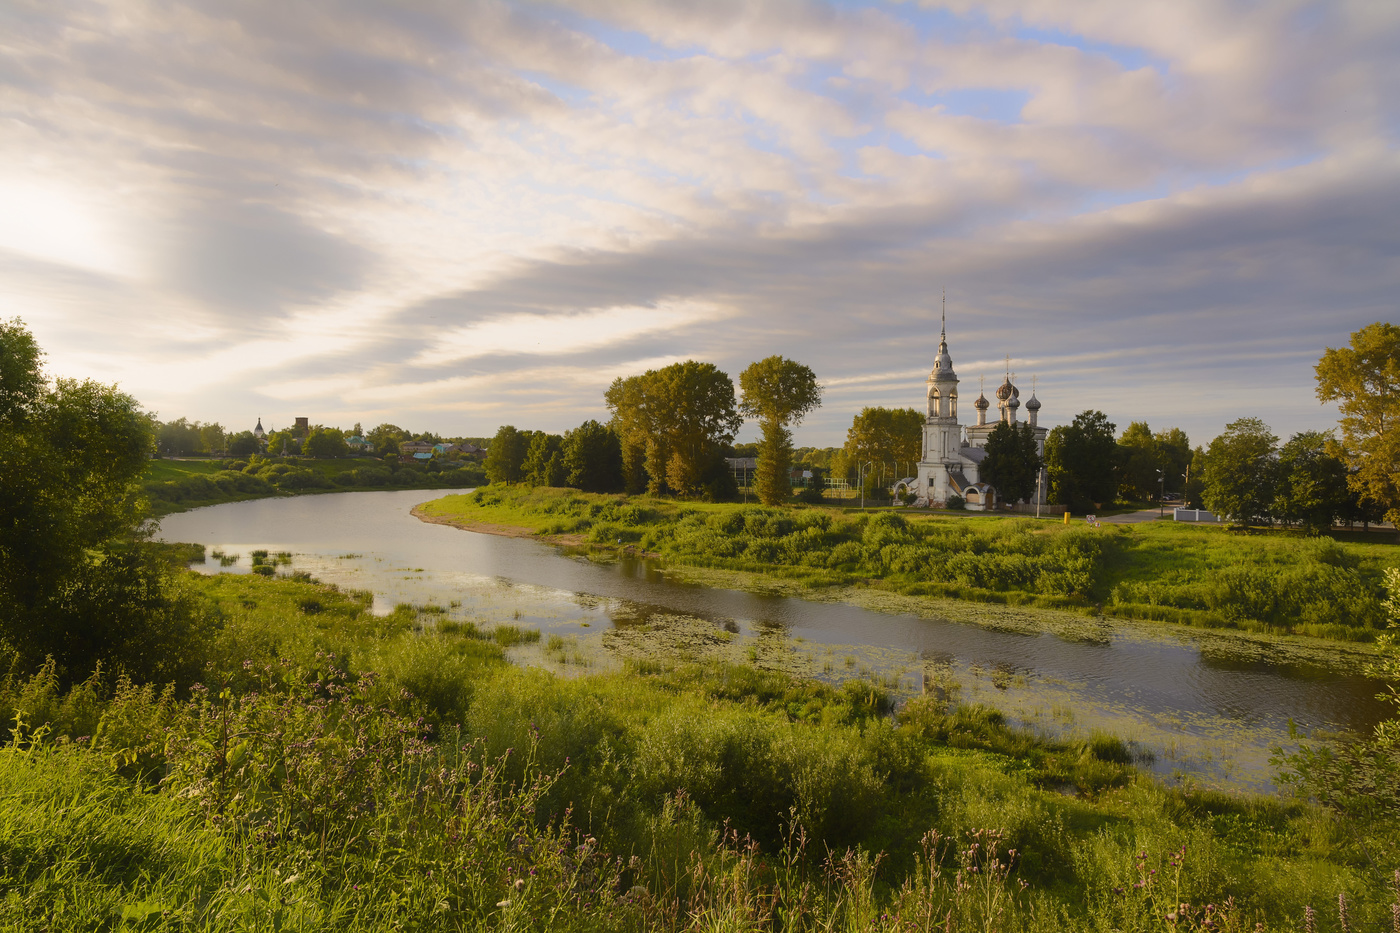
[157,489,1390,792]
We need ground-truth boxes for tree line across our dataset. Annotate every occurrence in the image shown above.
[486,356,822,507]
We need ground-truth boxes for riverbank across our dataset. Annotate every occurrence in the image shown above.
[143,456,486,517]
[3,567,1396,931]
[415,485,1396,650]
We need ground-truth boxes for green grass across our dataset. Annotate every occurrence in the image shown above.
[419,486,1398,643]
[0,568,1397,930]
[142,456,485,516]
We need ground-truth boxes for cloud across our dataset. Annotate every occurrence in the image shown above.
[1,0,1394,447]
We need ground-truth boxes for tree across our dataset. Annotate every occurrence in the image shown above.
[303,426,348,459]
[739,356,822,506]
[1117,421,1160,501]
[1183,446,1207,508]
[605,361,742,497]
[1201,417,1278,527]
[199,422,226,455]
[1274,431,1349,534]
[367,423,408,458]
[1155,427,1192,496]
[0,318,202,682]
[980,421,1041,504]
[227,430,260,457]
[1044,410,1118,511]
[522,432,566,487]
[843,407,923,485]
[564,420,623,493]
[1315,322,1400,524]
[485,425,530,484]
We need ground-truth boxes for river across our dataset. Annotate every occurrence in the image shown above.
[157,488,1392,792]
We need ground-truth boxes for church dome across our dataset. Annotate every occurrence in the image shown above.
[1025,394,1041,412]
[1007,395,1020,410]
[974,392,989,410]
[995,378,1018,400]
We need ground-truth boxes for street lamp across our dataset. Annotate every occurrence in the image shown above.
[1157,469,1165,517]
[859,461,874,509]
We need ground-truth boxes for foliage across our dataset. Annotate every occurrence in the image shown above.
[981,421,1041,504]
[797,466,827,504]
[301,426,348,459]
[155,416,226,457]
[606,360,743,498]
[2,566,1399,930]
[428,486,1397,638]
[739,356,823,507]
[1117,421,1159,501]
[522,432,566,487]
[0,318,189,681]
[485,425,530,484]
[227,429,260,457]
[1275,431,1350,535]
[366,422,409,457]
[1045,410,1119,510]
[843,407,923,481]
[563,419,624,493]
[1202,418,1279,527]
[1315,321,1400,524]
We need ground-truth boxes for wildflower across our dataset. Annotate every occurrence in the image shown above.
[514,879,525,890]
[496,899,511,908]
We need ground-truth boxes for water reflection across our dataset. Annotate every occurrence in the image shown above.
[158,489,1391,792]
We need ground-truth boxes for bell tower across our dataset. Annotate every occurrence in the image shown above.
[916,294,963,505]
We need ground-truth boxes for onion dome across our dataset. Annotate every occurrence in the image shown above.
[974,392,989,411]
[1025,393,1041,412]
[254,418,265,438]
[1007,394,1020,410]
[995,378,1016,401]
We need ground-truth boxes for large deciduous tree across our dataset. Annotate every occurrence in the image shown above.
[0,318,201,682]
[739,356,822,506]
[1315,322,1400,524]
[980,421,1041,504]
[1117,421,1160,501]
[564,420,624,493]
[1273,431,1349,535]
[522,432,566,487]
[1201,417,1279,527]
[605,361,742,498]
[1045,410,1118,511]
[485,425,530,484]
[302,426,348,459]
[843,407,923,483]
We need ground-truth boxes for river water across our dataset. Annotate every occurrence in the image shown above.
[157,489,1391,792]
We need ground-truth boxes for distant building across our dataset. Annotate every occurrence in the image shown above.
[400,440,435,455]
[902,312,1047,510]
[345,435,374,454]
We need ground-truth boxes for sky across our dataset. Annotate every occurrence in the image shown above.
[2,0,1398,449]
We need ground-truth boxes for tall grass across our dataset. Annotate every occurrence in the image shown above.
[1,569,1397,930]
[422,486,1394,638]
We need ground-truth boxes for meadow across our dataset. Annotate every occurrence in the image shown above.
[2,565,1397,931]
[418,486,1397,642]
[142,456,487,516]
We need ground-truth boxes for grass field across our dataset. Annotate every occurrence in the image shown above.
[141,456,486,516]
[1,567,1397,931]
[418,485,1398,642]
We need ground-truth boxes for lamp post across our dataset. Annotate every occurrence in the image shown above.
[859,461,874,509]
[1157,469,1165,518]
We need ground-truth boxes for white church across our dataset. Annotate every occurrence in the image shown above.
[897,317,1048,510]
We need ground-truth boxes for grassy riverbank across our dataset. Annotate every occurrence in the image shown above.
[142,456,486,516]
[2,568,1397,931]
[417,486,1397,643]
